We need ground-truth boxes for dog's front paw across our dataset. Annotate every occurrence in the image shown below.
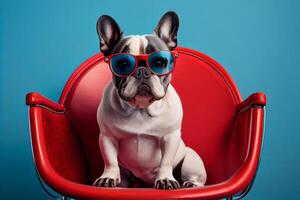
[155,167,180,189]
[154,178,180,190]
[182,180,204,188]
[93,167,120,187]
[93,177,119,187]
[182,181,197,188]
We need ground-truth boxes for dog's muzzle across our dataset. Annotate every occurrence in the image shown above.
[133,66,153,97]
[133,66,151,80]
[137,83,152,96]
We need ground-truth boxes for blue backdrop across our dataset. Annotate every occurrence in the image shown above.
[1,0,299,199]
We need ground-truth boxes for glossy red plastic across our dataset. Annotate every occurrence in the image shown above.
[26,92,65,112]
[26,47,266,199]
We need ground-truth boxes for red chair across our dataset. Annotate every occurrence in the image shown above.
[26,47,266,200]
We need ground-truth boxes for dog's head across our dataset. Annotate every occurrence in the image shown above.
[96,11,179,108]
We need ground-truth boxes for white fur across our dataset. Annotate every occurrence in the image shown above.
[122,76,139,98]
[126,35,148,55]
[148,75,165,98]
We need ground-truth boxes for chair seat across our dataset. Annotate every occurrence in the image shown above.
[26,46,266,199]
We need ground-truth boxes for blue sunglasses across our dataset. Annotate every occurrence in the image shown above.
[104,51,178,77]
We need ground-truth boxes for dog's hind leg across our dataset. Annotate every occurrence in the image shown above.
[180,147,207,187]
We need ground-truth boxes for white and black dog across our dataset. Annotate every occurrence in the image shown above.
[93,11,206,189]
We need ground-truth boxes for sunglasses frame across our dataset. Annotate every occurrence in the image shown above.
[104,50,179,78]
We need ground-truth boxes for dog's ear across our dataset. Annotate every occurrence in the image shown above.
[154,11,179,50]
[96,15,123,55]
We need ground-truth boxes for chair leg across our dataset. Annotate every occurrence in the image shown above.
[60,197,73,200]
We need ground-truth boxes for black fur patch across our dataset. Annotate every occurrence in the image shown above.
[145,36,169,53]
[112,37,130,53]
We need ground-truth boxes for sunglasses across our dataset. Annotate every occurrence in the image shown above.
[104,51,179,77]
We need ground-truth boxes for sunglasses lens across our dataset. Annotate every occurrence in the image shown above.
[148,51,174,75]
[111,54,136,76]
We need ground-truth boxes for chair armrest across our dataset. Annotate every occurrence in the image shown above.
[215,96,265,198]
[184,102,266,199]
[27,98,89,189]
[237,92,266,112]
[26,92,65,112]
[223,101,265,197]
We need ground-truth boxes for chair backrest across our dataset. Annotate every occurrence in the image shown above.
[60,47,243,185]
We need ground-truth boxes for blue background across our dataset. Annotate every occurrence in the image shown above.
[1,0,299,199]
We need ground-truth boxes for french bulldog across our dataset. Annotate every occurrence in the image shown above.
[93,11,206,189]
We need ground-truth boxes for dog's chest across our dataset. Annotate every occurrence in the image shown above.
[111,109,177,139]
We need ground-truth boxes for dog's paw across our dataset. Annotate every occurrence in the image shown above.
[93,167,121,187]
[154,178,180,190]
[182,180,202,188]
[93,177,119,187]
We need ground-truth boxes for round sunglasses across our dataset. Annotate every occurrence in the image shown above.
[104,51,179,77]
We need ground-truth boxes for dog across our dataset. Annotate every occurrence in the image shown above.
[93,11,207,189]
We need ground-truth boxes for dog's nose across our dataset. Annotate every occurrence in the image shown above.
[133,67,151,80]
